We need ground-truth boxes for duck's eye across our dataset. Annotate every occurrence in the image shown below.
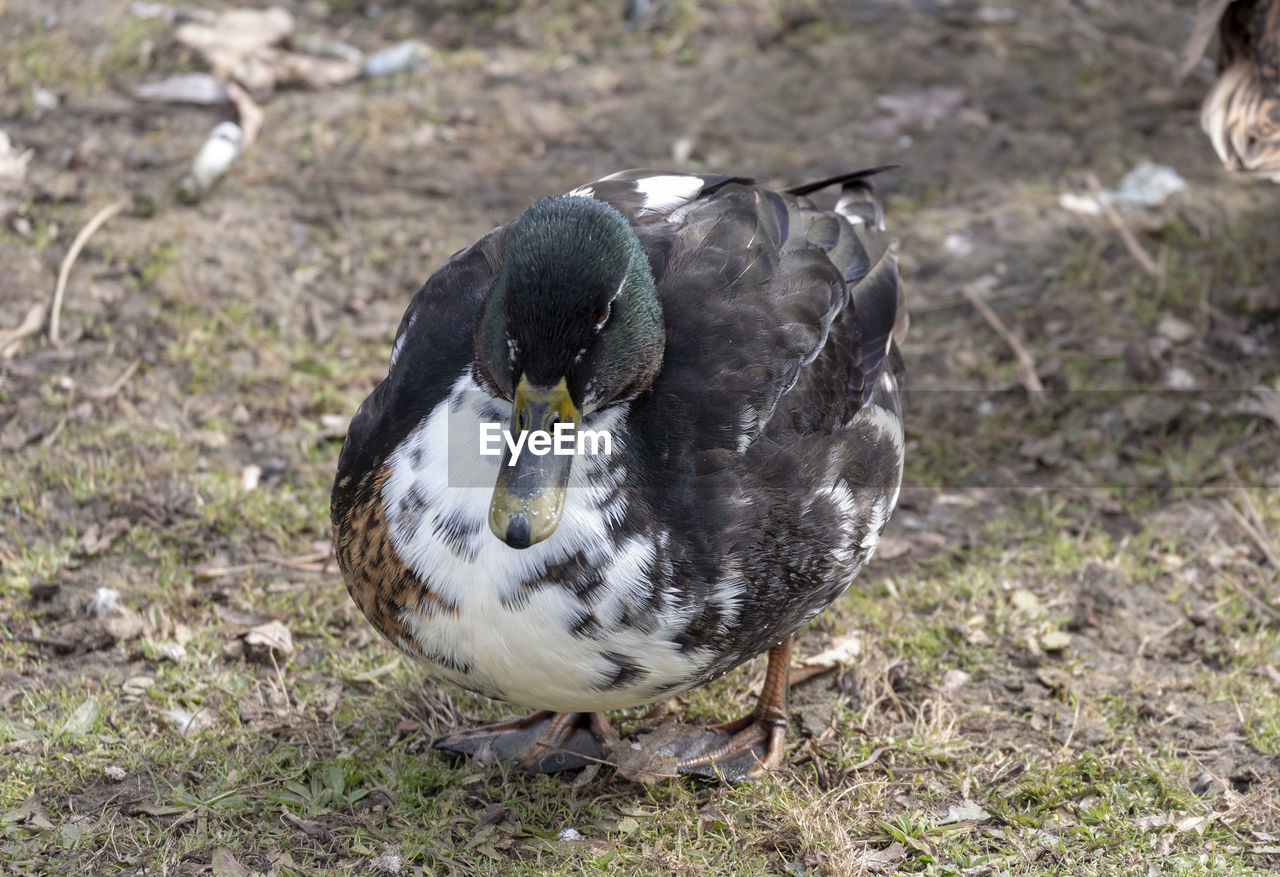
[593,302,612,333]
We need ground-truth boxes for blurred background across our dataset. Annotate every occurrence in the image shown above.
[1,1,1278,874]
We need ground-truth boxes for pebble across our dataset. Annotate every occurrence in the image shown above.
[362,41,431,77]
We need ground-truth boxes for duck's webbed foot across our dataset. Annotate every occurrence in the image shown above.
[669,638,793,783]
[433,710,618,774]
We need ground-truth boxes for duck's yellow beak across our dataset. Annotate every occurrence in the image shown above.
[489,376,581,549]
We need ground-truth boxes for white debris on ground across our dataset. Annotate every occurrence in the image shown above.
[153,641,188,662]
[1060,161,1187,215]
[86,587,145,641]
[128,7,434,203]
[943,232,974,256]
[0,130,33,186]
[369,849,403,874]
[558,827,584,841]
[177,122,243,205]
[86,587,122,619]
[361,40,432,77]
[134,73,231,105]
[240,464,262,491]
[164,706,214,737]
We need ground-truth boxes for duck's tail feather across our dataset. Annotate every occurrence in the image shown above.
[785,165,899,198]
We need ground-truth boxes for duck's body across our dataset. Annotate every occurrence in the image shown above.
[332,169,906,778]
[1186,0,1280,180]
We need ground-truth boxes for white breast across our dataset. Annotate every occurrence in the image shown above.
[382,372,711,713]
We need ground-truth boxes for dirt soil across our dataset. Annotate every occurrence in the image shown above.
[2,0,1280,875]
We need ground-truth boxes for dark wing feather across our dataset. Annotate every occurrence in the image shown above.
[331,226,508,515]
[791,171,903,403]
[636,182,847,454]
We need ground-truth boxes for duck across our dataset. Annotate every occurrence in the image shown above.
[1183,0,1280,181]
[331,167,907,782]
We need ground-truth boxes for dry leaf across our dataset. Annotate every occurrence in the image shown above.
[244,620,294,658]
[790,633,863,685]
[175,7,359,95]
[857,840,906,873]
[76,517,131,556]
[211,847,251,877]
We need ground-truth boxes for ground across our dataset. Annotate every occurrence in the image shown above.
[2,0,1280,874]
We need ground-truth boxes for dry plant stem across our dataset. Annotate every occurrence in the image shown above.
[1226,571,1280,624]
[176,273,283,369]
[960,280,1045,408]
[0,303,48,355]
[1221,457,1280,571]
[49,199,129,346]
[227,82,264,147]
[86,359,141,401]
[1220,498,1280,574]
[1084,172,1164,279]
[1137,617,1188,658]
[193,551,329,579]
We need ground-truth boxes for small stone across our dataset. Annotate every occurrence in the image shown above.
[941,669,971,696]
[1156,313,1196,344]
[122,676,155,699]
[361,41,431,77]
[1039,630,1071,652]
[943,233,973,256]
[1035,667,1073,691]
[104,765,127,782]
[1163,366,1196,390]
[1010,588,1041,613]
[155,641,187,662]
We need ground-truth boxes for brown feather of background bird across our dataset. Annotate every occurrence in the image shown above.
[1181,0,1280,181]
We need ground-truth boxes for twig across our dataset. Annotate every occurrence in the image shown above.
[1220,498,1280,573]
[1059,695,1083,750]
[226,81,264,147]
[846,746,891,772]
[1222,567,1280,624]
[175,271,283,369]
[85,359,141,401]
[1085,173,1164,279]
[49,199,129,346]
[1221,457,1280,570]
[0,303,48,356]
[193,551,329,579]
[960,277,1045,408]
[41,415,67,449]
[1137,617,1187,658]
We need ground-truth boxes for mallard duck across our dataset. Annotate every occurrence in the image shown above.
[331,168,907,781]
[1183,0,1280,181]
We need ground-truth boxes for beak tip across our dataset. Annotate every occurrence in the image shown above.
[504,515,533,550]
